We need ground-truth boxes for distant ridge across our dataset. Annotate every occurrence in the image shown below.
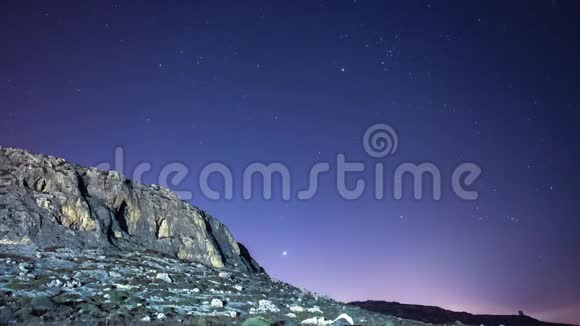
[349,301,577,326]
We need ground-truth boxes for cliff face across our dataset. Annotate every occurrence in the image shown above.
[0,147,262,273]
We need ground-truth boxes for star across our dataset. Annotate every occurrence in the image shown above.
[508,216,519,223]
[282,251,288,256]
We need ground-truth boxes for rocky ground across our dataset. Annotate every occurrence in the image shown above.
[0,244,429,325]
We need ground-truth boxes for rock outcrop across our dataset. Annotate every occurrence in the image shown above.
[0,147,262,273]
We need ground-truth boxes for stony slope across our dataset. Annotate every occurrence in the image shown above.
[0,244,429,325]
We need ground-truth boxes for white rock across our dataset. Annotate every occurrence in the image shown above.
[290,305,305,312]
[287,313,297,318]
[331,313,354,325]
[257,299,280,313]
[64,280,82,288]
[211,298,224,308]
[140,316,151,322]
[108,271,122,278]
[234,285,243,291]
[114,283,136,290]
[193,288,200,293]
[47,279,63,287]
[156,312,166,320]
[307,306,323,314]
[301,317,331,325]
[218,271,231,278]
[226,310,237,318]
[155,272,172,283]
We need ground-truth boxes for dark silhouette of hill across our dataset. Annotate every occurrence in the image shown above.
[349,300,577,326]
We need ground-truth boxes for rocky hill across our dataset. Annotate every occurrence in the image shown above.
[0,147,261,273]
[0,147,428,325]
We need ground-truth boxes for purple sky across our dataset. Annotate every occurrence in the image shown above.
[2,1,579,324]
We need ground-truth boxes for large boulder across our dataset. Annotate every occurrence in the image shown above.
[0,147,263,273]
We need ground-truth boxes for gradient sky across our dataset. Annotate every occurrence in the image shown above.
[2,1,579,324]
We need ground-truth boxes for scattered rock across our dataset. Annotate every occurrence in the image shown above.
[257,299,280,313]
[156,312,166,320]
[301,316,331,325]
[155,272,172,283]
[47,279,63,287]
[290,305,305,312]
[308,306,323,313]
[18,264,28,273]
[331,313,354,325]
[226,310,237,318]
[108,271,122,278]
[211,298,224,308]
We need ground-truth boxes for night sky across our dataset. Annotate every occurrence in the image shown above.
[2,1,580,324]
